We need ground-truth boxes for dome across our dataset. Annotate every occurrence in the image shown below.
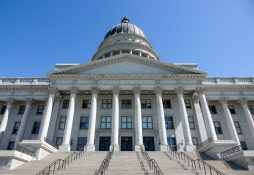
[104,16,146,39]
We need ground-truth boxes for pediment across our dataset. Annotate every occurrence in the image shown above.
[49,54,206,77]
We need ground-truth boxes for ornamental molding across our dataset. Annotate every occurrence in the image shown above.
[204,85,254,91]
[0,85,49,92]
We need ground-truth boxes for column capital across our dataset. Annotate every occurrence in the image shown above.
[25,98,33,105]
[133,87,141,94]
[219,97,228,105]
[192,93,200,103]
[91,87,98,94]
[154,87,162,95]
[6,98,14,105]
[238,98,248,105]
[112,86,121,94]
[70,87,78,94]
[48,87,57,94]
[196,86,205,95]
[175,86,184,94]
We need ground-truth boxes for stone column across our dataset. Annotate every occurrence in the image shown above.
[111,87,120,151]
[134,88,143,151]
[220,99,240,144]
[38,88,56,141]
[155,89,168,151]
[192,93,208,142]
[239,99,254,147]
[198,88,218,141]
[0,99,13,144]
[176,87,194,151]
[14,99,32,149]
[59,88,77,151]
[85,88,98,152]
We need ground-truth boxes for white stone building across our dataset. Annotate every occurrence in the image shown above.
[1,16,254,171]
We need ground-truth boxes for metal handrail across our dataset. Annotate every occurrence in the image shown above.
[196,159,225,175]
[36,151,84,175]
[136,151,149,175]
[140,146,163,175]
[195,137,212,152]
[220,145,243,159]
[16,145,36,157]
[94,146,114,175]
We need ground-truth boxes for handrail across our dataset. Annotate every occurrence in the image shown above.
[16,145,36,157]
[195,137,212,152]
[196,159,225,175]
[94,146,114,175]
[36,151,84,175]
[136,151,149,175]
[140,146,163,175]
[220,145,243,159]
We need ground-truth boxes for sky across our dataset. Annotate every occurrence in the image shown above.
[0,0,254,78]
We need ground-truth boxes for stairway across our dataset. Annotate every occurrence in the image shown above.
[0,152,72,175]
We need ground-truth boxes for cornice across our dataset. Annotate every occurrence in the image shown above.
[204,84,254,91]
[0,85,49,91]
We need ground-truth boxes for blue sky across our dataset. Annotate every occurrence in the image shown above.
[0,0,254,77]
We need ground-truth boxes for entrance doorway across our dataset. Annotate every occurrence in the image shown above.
[143,137,155,151]
[99,136,111,151]
[121,137,133,151]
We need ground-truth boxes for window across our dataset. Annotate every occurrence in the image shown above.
[0,105,6,114]
[209,105,217,114]
[121,116,132,129]
[80,116,89,129]
[234,121,242,134]
[55,137,63,147]
[228,105,236,114]
[163,99,171,109]
[32,121,41,134]
[188,116,195,129]
[141,99,152,109]
[248,105,254,114]
[192,137,198,146]
[37,105,44,115]
[100,116,111,129]
[184,99,191,108]
[82,99,91,109]
[58,116,66,130]
[121,99,132,109]
[142,116,153,129]
[240,141,247,150]
[18,105,26,115]
[165,116,174,129]
[77,137,87,151]
[12,122,21,134]
[214,121,223,134]
[62,99,69,109]
[102,99,112,109]
[167,137,177,151]
[7,141,14,150]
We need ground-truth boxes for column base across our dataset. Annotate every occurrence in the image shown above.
[110,144,119,151]
[160,145,168,151]
[135,145,144,151]
[184,144,196,152]
[59,144,70,152]
[84,144,95,152]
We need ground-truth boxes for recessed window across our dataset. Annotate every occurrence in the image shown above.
[132,50,139,56]
[141,99,152,109]
[142,116,153,129]
[192,137,199,146]
[122,50,129,54]
[82,99,91,109]
[121,99,132,109]
[18,105,26,115]
[102,99,112,109]
[104,52,110,58]
[80,116,89,129]
[100,116,111,129]
[184,99,192,108]
[165,116,174,129]
[214,121,223,134]
[228,105,236,114]
[121,116,132,129]
[12,122,21,134]
[62,99,69,109]
[167,137,177,151]
[209,105,217,114]
[55,137,63,147]
[240,141,247,150]
[188,116,195,129]
[77,137,87,151]
[36,105,44,115]
[113,50,120,56]
[234,121,242,134]
[0,105,6,115]
[248,105,254,114]
[7,141,14,150]
[58,116,66,130]
[31,121,41,134]
[163,99,171,109]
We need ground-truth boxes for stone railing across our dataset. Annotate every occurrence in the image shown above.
[0,78,50,85]
[220,145,243,159]
[203,77,254,85]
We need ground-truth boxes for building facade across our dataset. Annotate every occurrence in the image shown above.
[0,17,254,165]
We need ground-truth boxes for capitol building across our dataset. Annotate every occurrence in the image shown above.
[0,17,254,174]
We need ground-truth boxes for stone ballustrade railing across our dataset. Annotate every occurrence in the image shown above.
[204,77,254,85]
[0,78,50,85]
